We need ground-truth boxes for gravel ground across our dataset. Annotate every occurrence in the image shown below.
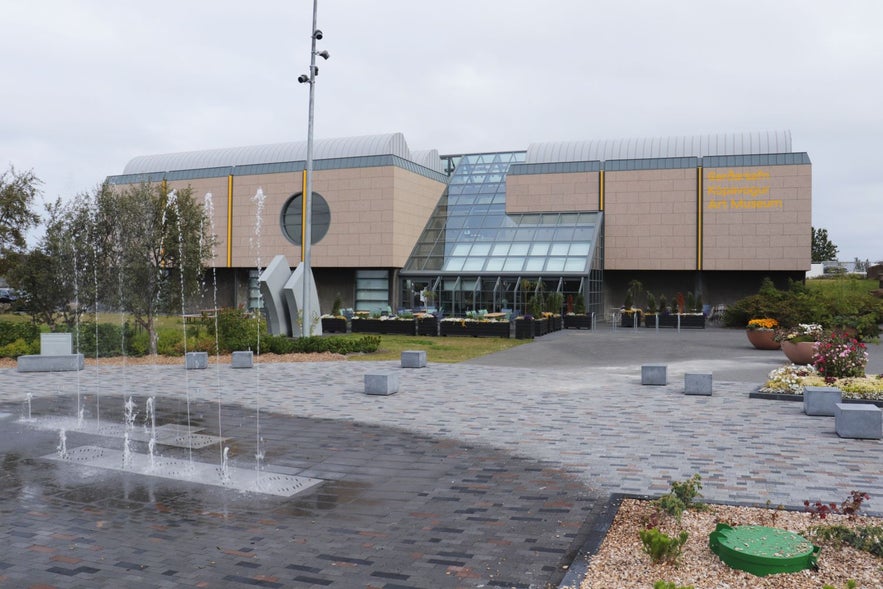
[574,499,883,589]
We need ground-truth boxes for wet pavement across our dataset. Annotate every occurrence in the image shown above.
[0,326,881,588]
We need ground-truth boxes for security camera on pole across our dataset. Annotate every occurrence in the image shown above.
[296,0,329,337]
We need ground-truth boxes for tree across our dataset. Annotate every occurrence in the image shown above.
[104,183,211,355]
[811,227,839,263]
[35,183,212,355]
[0,165,41,273]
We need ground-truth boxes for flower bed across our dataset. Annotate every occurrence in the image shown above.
[416,315,438,336]
[758,364,883,402]
[320,316,347,333]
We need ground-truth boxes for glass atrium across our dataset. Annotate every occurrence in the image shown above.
[399,152,604,317]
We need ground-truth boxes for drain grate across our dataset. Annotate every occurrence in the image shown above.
[44,445,323,497]
[24,416,224,449]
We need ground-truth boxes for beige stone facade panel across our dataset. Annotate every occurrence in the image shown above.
[702,164,811,271]
[160,177,231,267]
[604,169,697,270]
[505,172,600,213]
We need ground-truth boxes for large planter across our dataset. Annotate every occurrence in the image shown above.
[514,318,534,339]
[782,341,817,365]
[746,329,780,350]
[564,314,592,330]
[621,313,642,328]
[416,316,438,336]
[321,317,348,334]
[351,318,416,335]
[534,317,550,337]
[550,315,563,331]
[439,320,510,338]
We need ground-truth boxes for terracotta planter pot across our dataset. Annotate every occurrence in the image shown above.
[746,329,780,350]
[781,341,817,365]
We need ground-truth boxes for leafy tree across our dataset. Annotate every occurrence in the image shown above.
[0,165,41,273]
[105,183,211,355]
[38,183,211,355]
[812,226,839,263]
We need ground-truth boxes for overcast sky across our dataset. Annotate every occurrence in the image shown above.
[2,1,881,262]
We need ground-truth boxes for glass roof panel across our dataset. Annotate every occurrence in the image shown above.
[400,150,601,279]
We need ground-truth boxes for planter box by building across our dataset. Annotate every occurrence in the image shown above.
[321,317,348,333]
[834,403,882,439]
[439,320,510,338]
[416,316,438,336]
[514,318,534,339]
[534,317,550,337]
[550,315,563,331]
[803,386,841,416]
[351,318,416,335]
[564,314,592,330]
[621,313,642,328]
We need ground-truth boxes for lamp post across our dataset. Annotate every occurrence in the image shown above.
[297,0,329,337]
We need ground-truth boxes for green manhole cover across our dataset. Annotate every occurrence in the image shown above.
[709,523,819,577]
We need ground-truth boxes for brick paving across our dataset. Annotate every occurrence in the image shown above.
[0,327,881,588]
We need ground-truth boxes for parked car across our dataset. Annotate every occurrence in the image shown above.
[0,288,18,303]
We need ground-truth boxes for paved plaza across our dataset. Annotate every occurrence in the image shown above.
[0,326,881,588]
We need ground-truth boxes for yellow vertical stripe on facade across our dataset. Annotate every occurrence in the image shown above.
[227,175,233,267]
[697,167,703,271]
[599,170,605,211]
[301,170,307,262]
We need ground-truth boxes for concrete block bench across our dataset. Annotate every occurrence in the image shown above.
[641,364,667,386]
[185,351,208,370]
[803,386,841,416]
[401,350,427,368]
[684,373,712,396]
[17,332,84,372]
[834,403,882,439]
[231,351,253,369]
[365,372,399,396]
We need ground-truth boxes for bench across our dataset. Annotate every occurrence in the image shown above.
[834,403,882,439]
[365,372,399,396]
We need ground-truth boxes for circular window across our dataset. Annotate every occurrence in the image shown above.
[280,192,331,246]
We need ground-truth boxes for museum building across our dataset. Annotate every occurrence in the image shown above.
[106,130,811,318]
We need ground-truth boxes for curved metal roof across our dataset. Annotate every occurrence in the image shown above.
[525,130,793,164]
[410,149,443,174]
[122,132,429,174]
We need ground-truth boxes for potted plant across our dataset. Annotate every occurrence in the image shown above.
[514,314,535,339]
[775,323,823,364]
[745,318,780,350]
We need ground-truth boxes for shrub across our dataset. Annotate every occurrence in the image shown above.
[810,524,883,558]
[813,331,868,378]
[0,337,39,358]
[156,329,183,356]
[655,474,703,520]
[0,320,40,347]
[639,528,688,564]
[202,307,267,353]
[73,322,142,358]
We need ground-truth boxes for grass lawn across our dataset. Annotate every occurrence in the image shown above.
[806,276,879,295]
[339,333,528,363]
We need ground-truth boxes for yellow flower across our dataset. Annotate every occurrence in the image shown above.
[748,318,778,330]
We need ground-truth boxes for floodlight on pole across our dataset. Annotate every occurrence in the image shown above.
[297,0,328,337]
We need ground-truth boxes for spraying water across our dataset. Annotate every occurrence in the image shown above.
[169,191,194,468]
[72,249,83,429]
[91,201,101,432]
[57,429,68,459]
[145,396,157,470]
[250,188,266,481]
[203,193,225,470]
[124,396,137,431]
[25,393,33,421]
[219,446,230,484]
[122,433,133,469]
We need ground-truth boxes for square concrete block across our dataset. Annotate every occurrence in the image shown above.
[641,364,667,385]
[835,403,882,439]
[803,386,842,416]
[401,350,427,368]
[685,373,712,396]
[185,351,208,370]
[231,350,253,369]
[365,372,399,396]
